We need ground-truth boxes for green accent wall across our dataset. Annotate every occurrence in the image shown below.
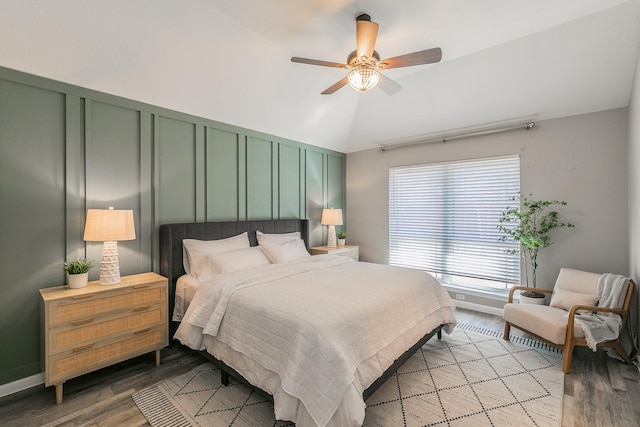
[0,66,346,387]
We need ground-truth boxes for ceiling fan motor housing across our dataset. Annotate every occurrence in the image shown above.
[347,50,380,65]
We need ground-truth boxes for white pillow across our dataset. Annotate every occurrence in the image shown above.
[259,238,310,263]
[183,232,250,275]
[256,230,301,244]
[192,246,271,280]
[549,289,600,311]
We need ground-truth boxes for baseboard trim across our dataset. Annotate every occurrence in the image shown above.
[454,300,504,317]
[0,373,44,398]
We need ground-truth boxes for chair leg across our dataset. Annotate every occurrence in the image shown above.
[562,342,574,373]
[503,322,511,341]
[611,342,633,365]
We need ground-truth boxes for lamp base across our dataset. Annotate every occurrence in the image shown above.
[326,225,337,248]
[99,241,121,285]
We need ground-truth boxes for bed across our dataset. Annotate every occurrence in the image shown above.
[159,219,456,427]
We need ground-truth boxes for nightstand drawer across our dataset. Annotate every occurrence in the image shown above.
[48,304,166,355]
[48,283,165,326]
[48,325,166,385]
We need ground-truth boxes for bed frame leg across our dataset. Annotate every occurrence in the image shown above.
[221,370,230,386]
[437,329,442,339]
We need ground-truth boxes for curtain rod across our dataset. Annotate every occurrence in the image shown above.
[377,121,536,152]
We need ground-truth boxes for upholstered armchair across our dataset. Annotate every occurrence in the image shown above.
[503,268,633,373]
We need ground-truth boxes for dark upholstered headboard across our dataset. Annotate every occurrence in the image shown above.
[159,219,309,323]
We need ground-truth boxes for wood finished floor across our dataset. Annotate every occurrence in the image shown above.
[1,307,638,426]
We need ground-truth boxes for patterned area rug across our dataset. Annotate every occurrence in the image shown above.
[132,325,564,426]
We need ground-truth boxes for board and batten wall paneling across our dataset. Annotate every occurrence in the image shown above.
[278,143,302,219]
[65,94,86,259]
[156,116,198,224]
[0,80,67,384]
[0,65,345,387]
[246,136,274,220]
[327,153,346,233]
[207,127,240,221]
[306,150,325,245]
[85,100,145,279]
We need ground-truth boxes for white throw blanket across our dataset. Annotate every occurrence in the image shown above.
[175,255,456,427]
[575,273,629,351]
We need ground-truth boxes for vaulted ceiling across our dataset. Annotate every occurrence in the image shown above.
[1,0,639,153]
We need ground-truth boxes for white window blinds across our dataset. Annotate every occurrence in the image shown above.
[389,156,520,289]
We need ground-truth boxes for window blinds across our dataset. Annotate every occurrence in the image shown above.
[389,156,520,288]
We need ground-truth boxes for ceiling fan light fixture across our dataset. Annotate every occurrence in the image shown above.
[347,66,380,92]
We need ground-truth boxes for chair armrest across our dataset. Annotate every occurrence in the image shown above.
[565,304,627,342]
[568,305,626,318]
[507,286,553,303]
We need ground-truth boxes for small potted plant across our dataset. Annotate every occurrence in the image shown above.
[337,231,346,246]
[58,257,95,289]
[498,194,574,303]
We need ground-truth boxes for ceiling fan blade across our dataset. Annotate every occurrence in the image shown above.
[379,48,442,69]
[291,57,347,69]
[321,76,349,95]
[356,17,379,59]
[377,73,402,95]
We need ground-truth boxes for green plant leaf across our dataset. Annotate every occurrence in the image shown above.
[497,193,574,288]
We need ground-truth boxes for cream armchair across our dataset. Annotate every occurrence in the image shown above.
[503,268,633,373]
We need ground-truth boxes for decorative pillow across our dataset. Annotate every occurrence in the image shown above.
[192,246,271,280]
[549,288,600,311]
[256,230,301,244]
[259,237,310,263]
[183,232,250,276]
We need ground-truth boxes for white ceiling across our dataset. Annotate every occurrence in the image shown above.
[1,0,639,153]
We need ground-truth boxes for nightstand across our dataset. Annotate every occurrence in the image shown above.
[310,245,359,261]
[39,272,168,404]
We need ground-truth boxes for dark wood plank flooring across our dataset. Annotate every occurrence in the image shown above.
[1,307,638,426]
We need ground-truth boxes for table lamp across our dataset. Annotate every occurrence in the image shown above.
[83,206,136,285]
[321,208,343,248]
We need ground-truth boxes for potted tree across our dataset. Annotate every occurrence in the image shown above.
[498,194,574,303]
[58,257,95,289]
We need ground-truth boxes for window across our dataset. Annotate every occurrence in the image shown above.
[389,156,520,291]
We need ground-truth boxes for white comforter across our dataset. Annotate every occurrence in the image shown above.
[175,255,456,427]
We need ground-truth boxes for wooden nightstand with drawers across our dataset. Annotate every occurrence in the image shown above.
[310,245,359,261]
[39,272,168,404]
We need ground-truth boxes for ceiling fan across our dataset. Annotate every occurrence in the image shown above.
[291,13,442,95]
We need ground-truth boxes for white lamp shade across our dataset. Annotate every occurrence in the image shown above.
[321,208,343,226]
[83,207,135,285]
[83,207,136,242]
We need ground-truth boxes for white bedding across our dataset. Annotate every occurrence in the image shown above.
[175,255,456,427]
[173,274,202,321]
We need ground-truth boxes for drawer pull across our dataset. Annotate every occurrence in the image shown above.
[133,284,150,289]
[72,318,95,326]
[134,328,151,335]
[72,294,95,300]
[72,343,95,352]
[133,305,151,312]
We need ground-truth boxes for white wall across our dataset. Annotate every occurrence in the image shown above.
[346,108,629,305]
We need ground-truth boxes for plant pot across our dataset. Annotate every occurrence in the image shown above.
[337,239,346,246]
[68,272,89,289]
[519,291,546,305]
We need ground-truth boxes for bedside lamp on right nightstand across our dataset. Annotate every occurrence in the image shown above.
[321,208,343,248]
